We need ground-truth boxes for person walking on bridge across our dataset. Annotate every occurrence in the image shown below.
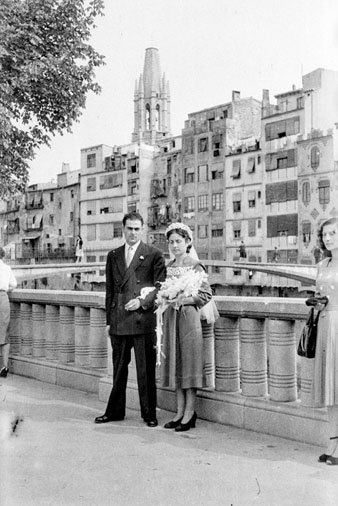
[0,247,17,377]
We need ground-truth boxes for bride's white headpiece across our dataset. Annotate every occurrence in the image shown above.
[165,222,199,260]
[165,222,193,241]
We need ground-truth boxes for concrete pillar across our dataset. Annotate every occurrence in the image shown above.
[89,308,108,368]
[20,302,33,355]
[74,307,90,366]
[214,317,240,392]
[201,321,215,389]
[268,319,297,402]
[45,305,59,360]
[32,304,45,358]
[240,318,267,397]
[299,357,315,406]
[59,306,75,363]
[8,302,21,354]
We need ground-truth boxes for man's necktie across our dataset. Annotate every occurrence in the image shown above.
[126,246,133,267]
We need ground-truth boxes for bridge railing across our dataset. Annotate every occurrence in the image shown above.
[6,289,325,443]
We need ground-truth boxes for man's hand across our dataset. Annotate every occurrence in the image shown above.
[125,298,141,311]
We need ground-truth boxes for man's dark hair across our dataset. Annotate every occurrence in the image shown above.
[122,212,144,227]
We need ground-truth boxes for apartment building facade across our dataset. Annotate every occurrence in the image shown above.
[0,165,80,262]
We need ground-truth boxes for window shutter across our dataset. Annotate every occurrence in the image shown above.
[302,222,311,234]
[247,157,255,173]
[267,216,278,237]
[248,219,256,237]
[232,192,242,202]
[286,180,298,201]
[232,220,241,231]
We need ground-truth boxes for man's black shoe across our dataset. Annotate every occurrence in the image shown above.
[147,419,158,427]
[95,415,124,424]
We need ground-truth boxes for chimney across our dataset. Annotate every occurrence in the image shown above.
[232,90,240,101]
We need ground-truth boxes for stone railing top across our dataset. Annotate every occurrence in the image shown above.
[9,289,106,310]
[9,290,310,320]
[214,295,309,320]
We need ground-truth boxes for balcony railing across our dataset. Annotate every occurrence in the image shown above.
[7,290,327,445]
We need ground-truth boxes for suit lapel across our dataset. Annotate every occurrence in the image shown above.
[113,246,127,279]
[120,242,146,288]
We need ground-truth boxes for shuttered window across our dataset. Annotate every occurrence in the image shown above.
[247,157,255,173]
[318,180,330,205]
[248,219,256,237]
[267,214,298,237]
[86,201,96,215]
[87,177,96,192]
[266,181,298,204]
[265,117,300,141]
[231,160,241,178]
[302,181,311,204]
[265,149,297,171]
[87,224,96,241]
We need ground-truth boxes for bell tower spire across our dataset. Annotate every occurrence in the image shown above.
[132,47,171,145]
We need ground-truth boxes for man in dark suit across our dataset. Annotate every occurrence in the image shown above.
[95,212,166,427]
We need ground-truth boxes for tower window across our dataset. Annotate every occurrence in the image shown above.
[146,104,150,130]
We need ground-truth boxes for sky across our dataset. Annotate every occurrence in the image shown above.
[28,0,338,184]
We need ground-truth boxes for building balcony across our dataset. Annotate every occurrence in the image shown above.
[7,290,327,446]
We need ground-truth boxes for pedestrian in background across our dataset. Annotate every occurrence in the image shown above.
[0,247,17,377]
[272,246,279,262]
[238,241,247,260]
[95,212,166,427]
[312,218,338,465]
[75,235,83,263]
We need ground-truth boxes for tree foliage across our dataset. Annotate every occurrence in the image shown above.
[0,0,105,197]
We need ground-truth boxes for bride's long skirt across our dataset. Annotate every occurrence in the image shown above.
[159,305,214,390]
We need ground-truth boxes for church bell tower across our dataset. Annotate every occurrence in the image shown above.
[132,47,171,145]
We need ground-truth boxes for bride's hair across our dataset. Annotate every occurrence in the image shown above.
[166,227,192,253]
[318,217,338,257]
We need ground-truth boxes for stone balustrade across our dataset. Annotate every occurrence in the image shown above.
[6,290,327,445]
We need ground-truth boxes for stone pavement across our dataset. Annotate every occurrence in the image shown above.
[0,375,337,506]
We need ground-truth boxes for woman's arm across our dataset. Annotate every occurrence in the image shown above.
[180,263,212,308]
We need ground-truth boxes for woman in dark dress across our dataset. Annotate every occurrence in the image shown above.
[160,223,212,432]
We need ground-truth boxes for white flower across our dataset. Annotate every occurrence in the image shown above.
[155,268,207,309]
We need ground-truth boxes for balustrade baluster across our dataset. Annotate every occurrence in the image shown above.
[214,317,240,392]
[32,304,45,358]
[59,306,75,363]
[240,318,267,397]
[268,319,297,402]
[89,308,108,368]
[201,321,215,389]
[45,305,59,360]
[74,307,90,366]
[9,302,21,354]
[299,357,315,406]
[20,302,33,355]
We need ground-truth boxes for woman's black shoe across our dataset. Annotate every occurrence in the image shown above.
[164,417,183,429]
[0,367,9,378]
[175,412,197,432]
[318,453,330,463]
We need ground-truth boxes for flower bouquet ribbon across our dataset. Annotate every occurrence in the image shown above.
[154,267,208,366]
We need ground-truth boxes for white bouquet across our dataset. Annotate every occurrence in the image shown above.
[154,267,208,365]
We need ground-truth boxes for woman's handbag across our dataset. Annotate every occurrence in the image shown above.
[297,307,320,358]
